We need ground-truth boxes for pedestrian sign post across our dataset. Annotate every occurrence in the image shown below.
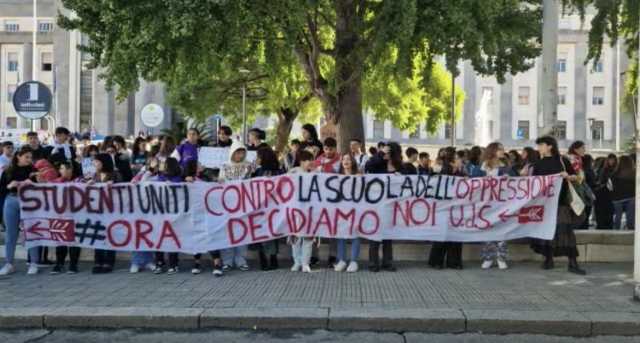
[12,81,52,120]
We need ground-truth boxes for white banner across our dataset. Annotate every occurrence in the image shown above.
[198,147,256,168]
[19,174,563,253]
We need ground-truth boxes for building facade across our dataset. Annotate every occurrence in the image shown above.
[0,0,172,137]
[362,13,634,151]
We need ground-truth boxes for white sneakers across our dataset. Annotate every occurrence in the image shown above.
[497,259,509,270]
[481,260,493,269]
[27,264,39,275]
[334,261,347,272]
[129,265,140,274]
[482,259,509,270]
[0,263,15,276]
[302,265,311,273]
[334,261,359,273]
[291,263,302,272]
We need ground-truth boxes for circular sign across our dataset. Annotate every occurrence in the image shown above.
[141,103,164,127]
[12,81,52,120]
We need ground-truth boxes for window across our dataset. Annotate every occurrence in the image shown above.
[373,120,384,139]
[592,60,603,73]
[444,122,452,140]
[554,121,567,140]
[482,87,494,104]
[6,117,17,129]
[4,20,19,32]
[38,21,54,33]
[557,59,567,72]
[518,86,530,105]
[592,87,604,105]
[558,87,567,105]
[8,52,19,72]
[41,52,53,71]
[517,121,530,140]
[591,120,604,141]
[7,84,17,103]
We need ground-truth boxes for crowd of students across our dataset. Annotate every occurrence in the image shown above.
[0,124,635,278]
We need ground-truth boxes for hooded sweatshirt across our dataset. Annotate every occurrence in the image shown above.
[218,140,255,182]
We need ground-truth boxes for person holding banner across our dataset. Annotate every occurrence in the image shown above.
[219,141,256,271]
[480,142,511,270]
[51,161,84,274]
[428,147,465,270]
[0,146,39,276]
[185,160,224,276]
[529,136,586,275]
[365,141,412,272]
[90,153,119,274]
[334,153,362,273]
[153,157,184,275]
[252,146,285,271]
[287,150,317,273]
[129,156,160,273]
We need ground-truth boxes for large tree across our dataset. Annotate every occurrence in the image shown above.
[59,0,541,152]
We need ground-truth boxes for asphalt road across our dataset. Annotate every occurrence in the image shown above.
[2,329,638,343]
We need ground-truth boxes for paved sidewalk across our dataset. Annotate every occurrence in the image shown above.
[0,261,638,336]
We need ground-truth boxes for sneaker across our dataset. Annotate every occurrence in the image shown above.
[346,261,358,273]
[481,260,493,269]
[191,264,202,275]
[212,266,223,277]
[129,265,140,274]
[302,265,311,273]
[153,264,164,274]
[382,264,397,272]
[238,264,249,272]
[334,261,347,272]
[497,259,508,270]
[27,264,39,275]
[145,263,157,272]
[0,263,16,276]
[91,265,104,274]
[67,265,78,274]
[101,265,113,274]
[222,264,231,271]
[291,263,302,272]
[167,267,178,275]
[50,265,63,274]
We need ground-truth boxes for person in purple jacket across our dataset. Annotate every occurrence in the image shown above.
[173,128,200,168]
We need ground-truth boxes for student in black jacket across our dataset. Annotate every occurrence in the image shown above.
[365,142,414,272]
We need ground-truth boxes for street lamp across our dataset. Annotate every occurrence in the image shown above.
[239,68,251,145]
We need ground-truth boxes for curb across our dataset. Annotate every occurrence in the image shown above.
[2,307,640,336]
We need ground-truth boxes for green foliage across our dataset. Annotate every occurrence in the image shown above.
[59,0,543,143]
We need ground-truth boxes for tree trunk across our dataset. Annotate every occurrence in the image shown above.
[334,0,364,153]
[274,107,298,154]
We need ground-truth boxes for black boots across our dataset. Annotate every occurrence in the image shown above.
[542,255,554,270]
[568,257,586,275]
[258,251,279,271]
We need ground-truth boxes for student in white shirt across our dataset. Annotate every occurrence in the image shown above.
[349,138,368,172]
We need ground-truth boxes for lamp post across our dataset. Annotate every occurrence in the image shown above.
[239,68,250,145]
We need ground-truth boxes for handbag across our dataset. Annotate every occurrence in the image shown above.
[560,157,586,216]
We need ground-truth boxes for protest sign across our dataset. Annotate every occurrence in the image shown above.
[198,147,257,169]
[19,174,563,253]
[198,147,228,168]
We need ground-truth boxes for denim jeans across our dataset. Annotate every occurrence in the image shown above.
[131,251,154,267]
[221,246,248,267]
[291,237,313,266]
[336,239,360,262]
[3,195,39,265]
[613,198,635,230]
